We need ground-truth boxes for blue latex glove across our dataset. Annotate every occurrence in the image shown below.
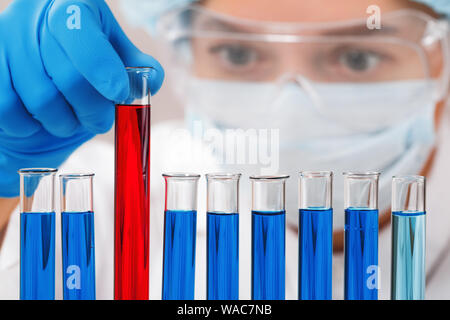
[0,0,164,197]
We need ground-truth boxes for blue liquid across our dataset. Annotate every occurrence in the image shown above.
[20,212,55,300]
[162,210,197,300]
[299,208,333,300]
[252,210,285,300]
[344,208,378,300]
[61,211,96,300]
[391,211,426,300]
[207,212,239,300]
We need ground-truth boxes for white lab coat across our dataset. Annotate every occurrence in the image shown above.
[1,115,450,300]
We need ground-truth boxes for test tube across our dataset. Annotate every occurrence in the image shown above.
[298,171,333,300]
[206,173,241,300]
[343,172,379,300]
[250,175,289,300]
[391,175,426,300]
[114,67,151,300]
[162,173,200,300]
[60,173,96,300]
[19,168,57,300]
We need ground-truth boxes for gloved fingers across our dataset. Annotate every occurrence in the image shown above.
[55,74,115,134]
[0,89,41,138]
[46,0,129,102]
[41,27,115,134]
[22,87,80,138]
[0,54,41,137]
[7,52,80,138]
[105,5,165,95]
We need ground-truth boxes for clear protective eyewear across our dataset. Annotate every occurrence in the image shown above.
[156,5,450,129]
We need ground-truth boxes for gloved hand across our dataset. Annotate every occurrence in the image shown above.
[0,0,164,197]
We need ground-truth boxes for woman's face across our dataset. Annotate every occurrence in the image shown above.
[175,0,446,249]
[190,0,443,83]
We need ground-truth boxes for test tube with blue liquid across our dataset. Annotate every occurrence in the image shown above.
[162,173,200,300]
[391,175,426,300]
[206,173,240,300]
[344,172,379,300]
[251,175,288,300]
[19,168,57,300]
[60,173,96,300]
[298,171,333,300]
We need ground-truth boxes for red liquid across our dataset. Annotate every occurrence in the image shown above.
[114,104,151,300]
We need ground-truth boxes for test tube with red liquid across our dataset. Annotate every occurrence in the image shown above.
[114,67,152,300]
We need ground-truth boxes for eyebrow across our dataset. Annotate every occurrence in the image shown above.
[200,19,245,32]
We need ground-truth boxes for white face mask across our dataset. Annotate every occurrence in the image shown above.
[181,77,437,230]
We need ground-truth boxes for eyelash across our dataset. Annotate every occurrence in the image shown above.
[331,47,392,66]
[209,44,261,61]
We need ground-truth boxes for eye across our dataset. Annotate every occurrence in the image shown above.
[209,43,259,68]
[338,49,382,72]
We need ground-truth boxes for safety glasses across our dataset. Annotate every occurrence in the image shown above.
[156,5,449,129]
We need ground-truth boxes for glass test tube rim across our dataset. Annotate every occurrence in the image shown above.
[250,174,288,213]
[298,170,333,210]
[343,171,379,210]
[249,174,290,181]
[125,66,153,72]
[117,67,154,107]
[123,66,154,84]
[206,172,241,215]
[19,168,57,215]
[299,170,333,178]
[392,174,425,182]
[18,168,58,176]
[59,172,95,179]
[392,174,425,214]
[60,172,94,213]
[342,171,380,178]
[206,172,241,181]
[162,172,201,180]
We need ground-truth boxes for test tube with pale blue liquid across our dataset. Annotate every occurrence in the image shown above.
[391,175,426,300]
